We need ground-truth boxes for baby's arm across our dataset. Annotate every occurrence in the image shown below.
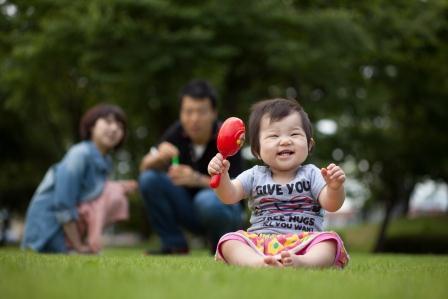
[208,153,245,204]
[318,163,346,212]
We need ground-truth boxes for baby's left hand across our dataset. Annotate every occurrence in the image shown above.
[321,163,345,190]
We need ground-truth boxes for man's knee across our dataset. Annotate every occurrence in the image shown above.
[194,190,238,224]
[139,170,164,195]
[194,190,221,215]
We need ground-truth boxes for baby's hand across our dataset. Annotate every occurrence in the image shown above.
[321,163,345,190]
[208,153,230,176]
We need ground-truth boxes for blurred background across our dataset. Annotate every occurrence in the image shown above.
[1,0,447,254]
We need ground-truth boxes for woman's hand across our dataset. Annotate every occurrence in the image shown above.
[75,243,95,254]
[121,180,138,194]
[87,238,102,254]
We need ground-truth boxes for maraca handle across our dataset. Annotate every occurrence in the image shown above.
[210,174,221,188]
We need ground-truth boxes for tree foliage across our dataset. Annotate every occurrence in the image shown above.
[1,0,447,249]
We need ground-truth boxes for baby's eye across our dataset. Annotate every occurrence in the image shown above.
[268,134,278,138]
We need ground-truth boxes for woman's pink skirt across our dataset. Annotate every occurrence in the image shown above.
[75,180,136,253]
[216,230,349,268]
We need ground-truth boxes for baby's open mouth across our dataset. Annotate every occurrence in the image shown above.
[278,150,294,156]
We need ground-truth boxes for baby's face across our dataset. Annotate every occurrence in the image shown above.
[258,112,309,176]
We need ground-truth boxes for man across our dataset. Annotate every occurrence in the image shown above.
[139,79,244,254]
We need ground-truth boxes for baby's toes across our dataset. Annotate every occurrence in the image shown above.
[264,256,283,267]
[281,251,293,266]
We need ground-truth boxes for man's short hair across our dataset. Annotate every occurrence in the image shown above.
[178,79,217,109]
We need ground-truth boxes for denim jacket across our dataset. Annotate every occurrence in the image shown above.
[21,141,113,252]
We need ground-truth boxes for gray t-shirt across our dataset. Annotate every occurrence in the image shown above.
[236,164,326,234]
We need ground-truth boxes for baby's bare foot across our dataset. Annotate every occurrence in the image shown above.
[280,251,301,267]
[264,256,283,267]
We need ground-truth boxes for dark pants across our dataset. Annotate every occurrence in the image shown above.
[139,170,243,252]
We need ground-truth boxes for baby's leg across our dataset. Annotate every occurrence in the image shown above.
[221,240,282,267]
[280,240,337,268]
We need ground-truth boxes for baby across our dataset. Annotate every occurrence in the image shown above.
[208,98,349,268]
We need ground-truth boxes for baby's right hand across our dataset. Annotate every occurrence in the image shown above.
[208,153,230,176]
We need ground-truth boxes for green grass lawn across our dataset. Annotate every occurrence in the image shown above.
[335,215,448,252]
[1,247,447,299]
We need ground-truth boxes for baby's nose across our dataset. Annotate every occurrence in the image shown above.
[279,136,292,144]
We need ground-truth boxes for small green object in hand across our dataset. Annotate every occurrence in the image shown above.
[171,156,179,166]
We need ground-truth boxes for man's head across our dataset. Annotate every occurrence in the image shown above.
[179,80,218,144]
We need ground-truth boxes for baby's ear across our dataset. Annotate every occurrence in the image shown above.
[308,138,315,153]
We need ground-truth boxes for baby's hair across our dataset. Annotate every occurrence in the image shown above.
[79,104,128,149]
[248,98,313,157]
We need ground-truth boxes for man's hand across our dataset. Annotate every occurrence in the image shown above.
[140,142,179,171]
[168,164,202,187]
[321,163,345,190]
[158,142,179,162]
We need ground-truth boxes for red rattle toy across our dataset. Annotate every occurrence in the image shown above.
[210,117,246,189]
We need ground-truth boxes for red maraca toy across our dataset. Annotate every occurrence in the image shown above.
[210,117,246,188]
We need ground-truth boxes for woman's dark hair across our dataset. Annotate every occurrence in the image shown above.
[79,104,127,149]
[178,79,217,109]
[248,98,313,157]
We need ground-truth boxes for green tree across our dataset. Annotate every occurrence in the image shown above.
[0,0,370,211]
[1,0,447,252]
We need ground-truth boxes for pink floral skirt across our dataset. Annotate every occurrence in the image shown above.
[74,180,136,253]
[216,230,349,268]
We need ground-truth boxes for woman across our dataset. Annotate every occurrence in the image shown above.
[22,104,136,254]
